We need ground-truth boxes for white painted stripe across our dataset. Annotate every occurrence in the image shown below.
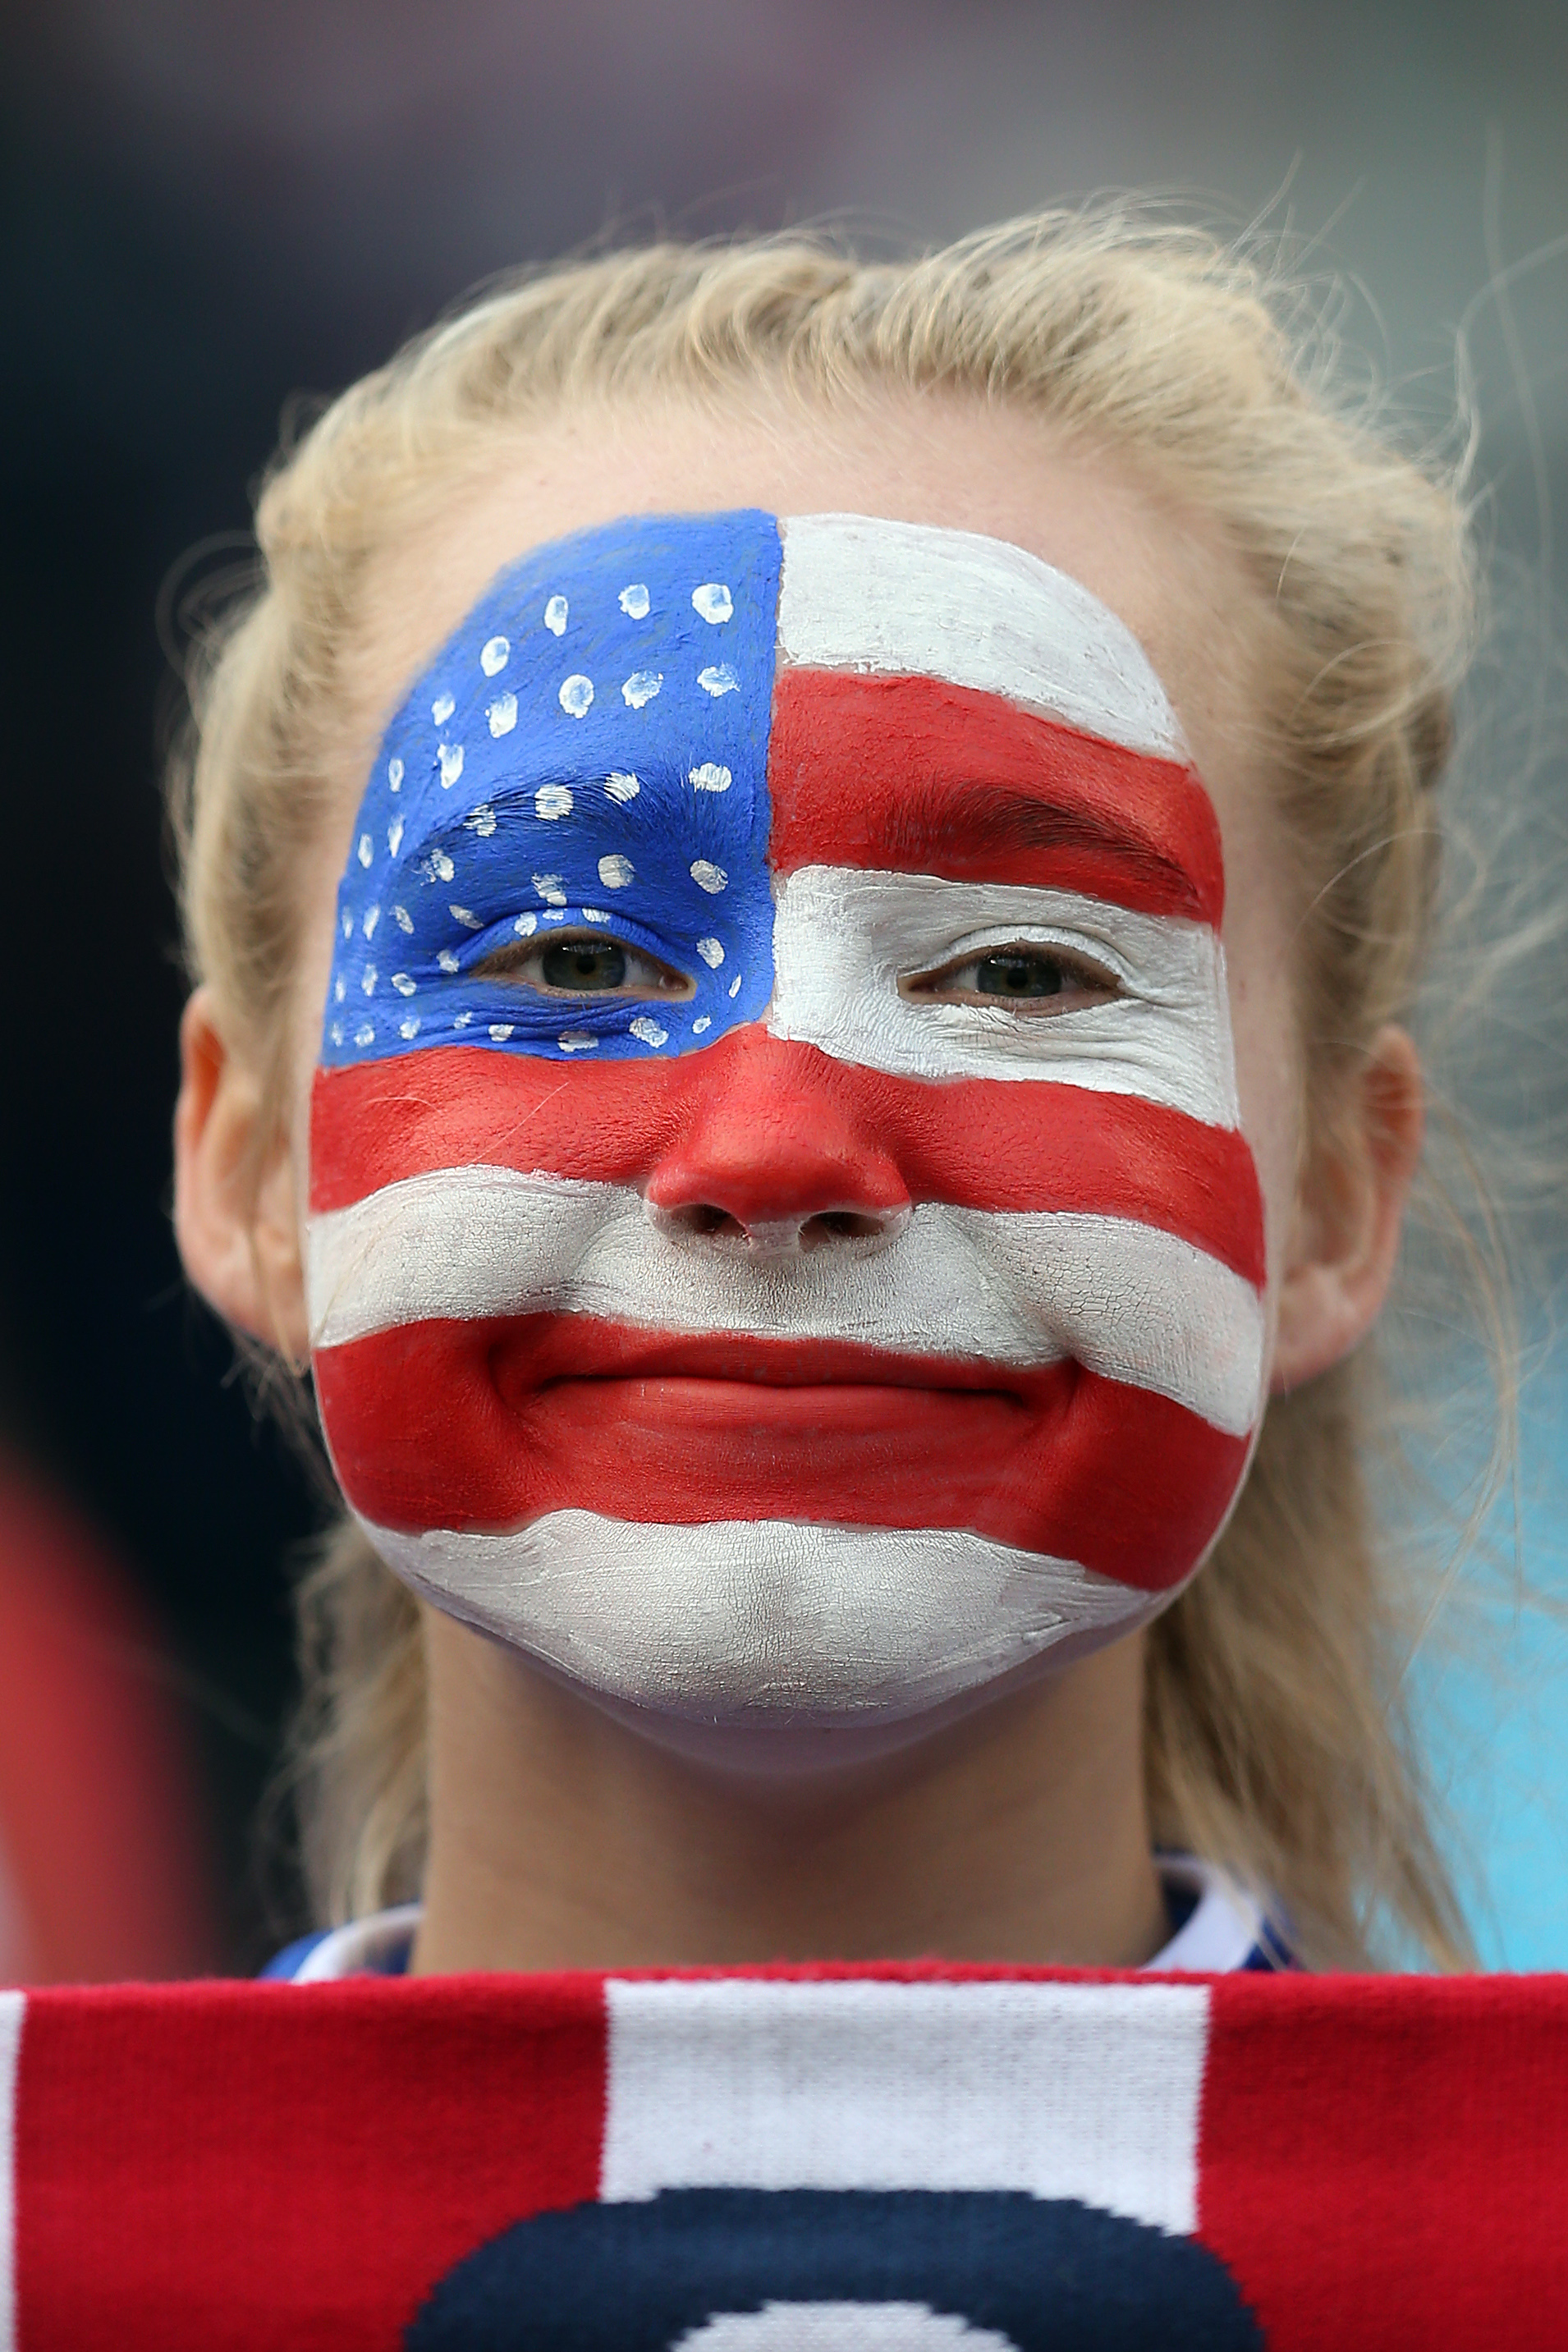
[777,515,1185,761]
[0,1989,24,2352]
[308,1173,1264,1435]
[602,1976,1208,2235]
[769,867,1238,1126]
[360,1512,1156,1730]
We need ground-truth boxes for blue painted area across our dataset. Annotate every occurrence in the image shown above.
[1415,1358,1568,1969]
[323,510,782,1066]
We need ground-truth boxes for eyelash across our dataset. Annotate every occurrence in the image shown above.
[473,931,695,1001]
[901,940,1121,1008]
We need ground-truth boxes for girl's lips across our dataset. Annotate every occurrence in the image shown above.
[540,1373,1030,1442]
[493,1318,1066,1401]
[488,1318,1072,1469]
[504,1360,1069,1502]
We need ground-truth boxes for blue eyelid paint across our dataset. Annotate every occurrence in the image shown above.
[322,511,782,1066]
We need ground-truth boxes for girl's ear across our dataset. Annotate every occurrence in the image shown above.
[172,988,310,1365]
[1271,1023,1424,1394]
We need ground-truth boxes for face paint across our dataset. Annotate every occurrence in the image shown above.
[308,511,1266,1758]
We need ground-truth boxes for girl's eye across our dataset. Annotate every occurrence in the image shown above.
[474,933,695,1000]
[901,944,1120,1010]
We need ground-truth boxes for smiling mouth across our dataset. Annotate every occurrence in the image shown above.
[488,1319,1067,1416]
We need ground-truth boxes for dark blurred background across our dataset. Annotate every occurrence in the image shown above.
[1,0,1564,1972]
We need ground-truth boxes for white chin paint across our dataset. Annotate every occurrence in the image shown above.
[358,1511,1158,1768]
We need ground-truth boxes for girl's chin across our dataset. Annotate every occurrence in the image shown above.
[494,1608,1156,1781]
[360,1506,1163,1777]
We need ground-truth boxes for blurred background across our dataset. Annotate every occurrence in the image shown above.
[0,0,1564,1974]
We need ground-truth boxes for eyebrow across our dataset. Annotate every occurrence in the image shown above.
[765,670,1224,924]
[877,779,1207,910]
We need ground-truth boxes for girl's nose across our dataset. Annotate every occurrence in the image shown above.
[644,1032,912,1258]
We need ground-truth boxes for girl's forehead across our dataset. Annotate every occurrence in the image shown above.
[355,398,1261,781]
[305,470,1294,1204]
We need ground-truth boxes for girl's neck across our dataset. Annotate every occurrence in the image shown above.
[410,1612,1168,1976]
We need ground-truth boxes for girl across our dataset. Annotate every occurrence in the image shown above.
[170,210,1479,1982]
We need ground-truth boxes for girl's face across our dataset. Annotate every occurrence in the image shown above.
[190,390,1413,1765]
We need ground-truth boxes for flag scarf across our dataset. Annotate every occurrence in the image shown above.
[307,510,1267,1721]
[3,1966,1566,2348]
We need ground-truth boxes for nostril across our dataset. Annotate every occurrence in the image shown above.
[666,1203,747,1241]
[805,1209,891,1245]
[646,1198,910,1254]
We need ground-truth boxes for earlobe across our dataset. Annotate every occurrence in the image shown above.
[1270,1025,1424,1394]
[172,988,309,1362]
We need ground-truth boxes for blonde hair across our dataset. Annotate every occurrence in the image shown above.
[172,209,1489,1966]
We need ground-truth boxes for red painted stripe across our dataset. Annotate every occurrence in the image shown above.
[15,1976,607,2350]
[309,1041,1265,1289]
[1199,1973,1568,2349]
[314,1314,1249,1593]
[767,670,1225,925]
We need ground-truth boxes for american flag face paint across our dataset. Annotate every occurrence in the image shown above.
[308,511,1267,1745]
